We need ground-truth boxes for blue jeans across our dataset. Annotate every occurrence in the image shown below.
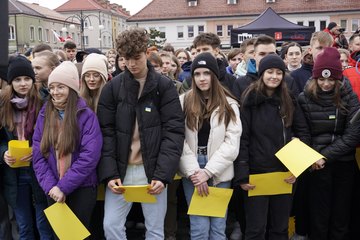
[13,169,52,240]
[103,164,167,240]
[182,154,231,240]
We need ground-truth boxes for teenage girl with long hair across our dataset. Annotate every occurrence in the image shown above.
[179,52,242,239]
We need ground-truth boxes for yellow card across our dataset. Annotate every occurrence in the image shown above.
[173,173,182,180]
[113,185,157,203]
[356,147,360,170]
[8,140,32,168]
[44,203,90,240]
[275,138,324,177]
[187,187,233,218]
[96,184,105,201]
[248,172,293,197]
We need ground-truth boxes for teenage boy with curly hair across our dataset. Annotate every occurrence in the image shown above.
[97,27,185,239]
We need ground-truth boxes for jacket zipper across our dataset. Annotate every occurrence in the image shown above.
[279,106,286,146]
[331,108,338,142]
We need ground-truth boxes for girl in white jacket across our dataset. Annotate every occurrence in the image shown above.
[179,52,242,240]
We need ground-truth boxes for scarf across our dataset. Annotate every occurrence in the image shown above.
[10,96,36,140]
[54,117,72,179]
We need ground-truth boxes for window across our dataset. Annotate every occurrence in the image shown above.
[297,21,304,26]
[159,27,166,39]
[340,19,347,31]
[84,20,89,28]
[227,25,233,36]
[308,21,315,27]
[108,36,111,47]
[227,0,237,4]
[29,26,35,41]
[9,25,16,40]
[320,20,327,30]
[266,0,275,3]
[177,26,184,39]
[198,25,204,34]
[37,27,43,41]
[352,19,359,32]
[103,36,106,46]
[71,32,75,41]
[188,25,194,38]
[45,29,50,42]
[216,25,223,37]
[53,30,58,43]
[188,0,197,7]
[83,36,89,46]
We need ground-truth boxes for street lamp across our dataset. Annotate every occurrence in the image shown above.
[62,10,104,50]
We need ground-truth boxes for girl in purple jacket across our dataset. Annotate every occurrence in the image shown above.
[32,61,102,230]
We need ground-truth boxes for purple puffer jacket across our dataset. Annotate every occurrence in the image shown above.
[32,98,102,196]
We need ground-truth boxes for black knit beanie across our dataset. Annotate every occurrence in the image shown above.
[7,55,35,84]
[258,54,286,76]
[327,22,337,30]
[191,52,219,79]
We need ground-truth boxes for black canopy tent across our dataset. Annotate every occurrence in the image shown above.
[231,7,315,47]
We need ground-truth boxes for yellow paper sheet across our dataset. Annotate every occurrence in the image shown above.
[44,203,90,240]
[248,172,293,197]
[187,187,233,218]
[96,184,105,201]
[8,140,32,168]
[275,138,324,177]
[355,147,360,170]
[173,173,182,180]
[113,185,157,203]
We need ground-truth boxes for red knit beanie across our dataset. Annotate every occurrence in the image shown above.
[312,47,342,80]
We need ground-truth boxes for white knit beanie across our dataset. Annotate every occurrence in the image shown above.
[81,53,108,82]
[48,61,80,94]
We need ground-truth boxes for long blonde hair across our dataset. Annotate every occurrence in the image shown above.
[40,89,79,157]
[80,74,106,112]
[184,71,237,131]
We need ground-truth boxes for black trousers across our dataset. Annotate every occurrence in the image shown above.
[308,161,355,240]
[244,194,292,240]
[292,171,310,236]
[0,191,11,240]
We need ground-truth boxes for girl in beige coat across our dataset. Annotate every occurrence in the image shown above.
[179,52,242,240]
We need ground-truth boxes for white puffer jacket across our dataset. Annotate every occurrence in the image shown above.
[179,93,242,185]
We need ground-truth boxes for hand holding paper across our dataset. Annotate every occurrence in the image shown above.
[7,140,32,168]
[44,203,90,240]
[248,172,293,197]
[187,187,233,218]
[275,138,325,177]
[113,185,157,203]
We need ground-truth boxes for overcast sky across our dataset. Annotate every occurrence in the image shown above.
[20,0,153,15]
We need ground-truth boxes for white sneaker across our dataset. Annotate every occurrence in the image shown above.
[230,222,242,240]
[290,233,308,240]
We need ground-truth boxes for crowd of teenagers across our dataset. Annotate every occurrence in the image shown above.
[0,22,360,240]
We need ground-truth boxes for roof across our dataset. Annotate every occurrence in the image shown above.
[128,0,360,22]
[236,7,312,31]
[8,0,42,17]
[55,0,130,18]
[20,2,69,21]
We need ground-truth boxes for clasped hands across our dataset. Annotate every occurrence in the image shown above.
[190,169,210,197]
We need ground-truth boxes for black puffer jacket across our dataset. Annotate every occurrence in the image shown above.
[97,64,185,184]
[298,78,360,162]
[234,91,310,185]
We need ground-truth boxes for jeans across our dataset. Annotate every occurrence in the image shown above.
[182,154,231,240]
[103,164,167,240]
[0,191,11,240]
[13,169,53,240]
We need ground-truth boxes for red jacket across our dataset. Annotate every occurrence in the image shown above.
[343,67,360,100]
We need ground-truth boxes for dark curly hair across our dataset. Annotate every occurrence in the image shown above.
[116,28,149,58]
